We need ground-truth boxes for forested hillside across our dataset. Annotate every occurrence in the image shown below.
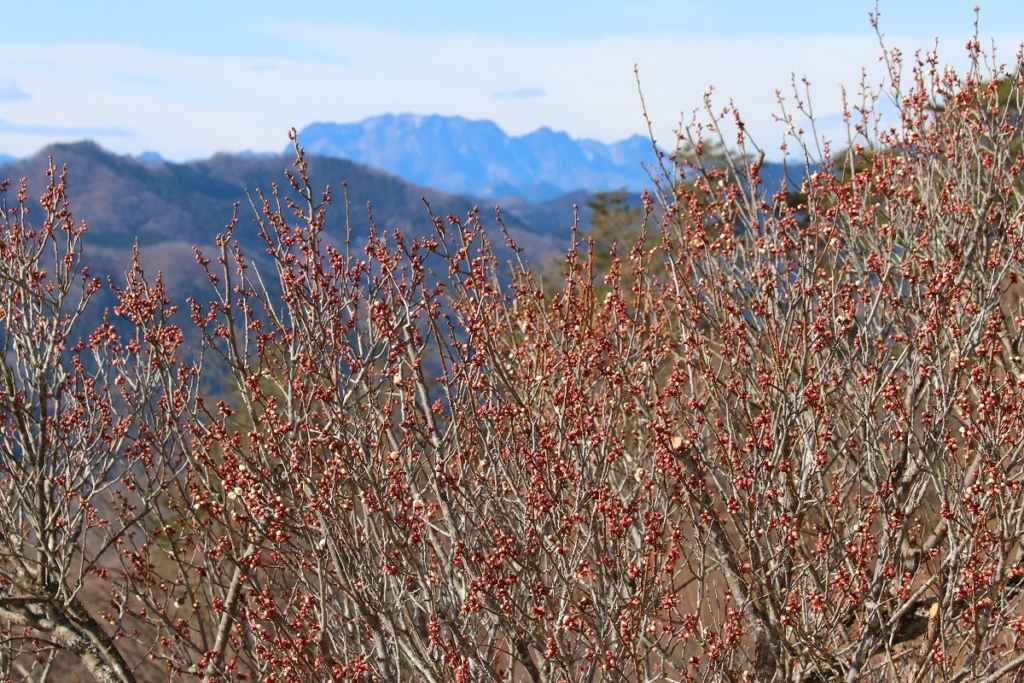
[1,141,575,329]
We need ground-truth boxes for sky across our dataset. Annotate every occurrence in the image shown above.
[2,1,1024,162]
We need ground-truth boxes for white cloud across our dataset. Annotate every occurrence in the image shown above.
[0,80,30,103]
[0,119,130,137]
[493,88,547,100]
[0,26,1022,161]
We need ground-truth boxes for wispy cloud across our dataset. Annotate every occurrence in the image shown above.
[0,22,1020,161]
[0,80,30,103]
[492,87,546,100]
[0,119,132,137]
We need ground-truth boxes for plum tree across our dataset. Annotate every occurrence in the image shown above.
[2,22,1024,683]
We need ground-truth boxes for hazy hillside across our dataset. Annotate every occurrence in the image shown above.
[294,114,659,201]
[0,141,583,350]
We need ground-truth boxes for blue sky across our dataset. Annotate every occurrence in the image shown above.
[2,1,1023,161]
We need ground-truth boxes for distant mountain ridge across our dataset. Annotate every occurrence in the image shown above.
[294,114,659,202]
[0,141,573,313]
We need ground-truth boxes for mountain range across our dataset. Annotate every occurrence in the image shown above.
[5,116,658,203]
[0,117,798,318]
[0,141,586,334]
[293,114,660,202]
[4,114,797,206]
